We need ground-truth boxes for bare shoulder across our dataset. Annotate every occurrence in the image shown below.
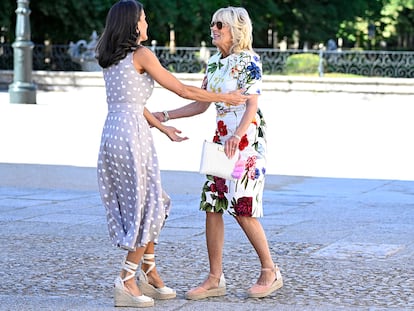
[133,45,156,62]
[133,46,158,73]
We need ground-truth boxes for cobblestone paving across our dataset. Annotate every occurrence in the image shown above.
[0,176,413,311]
[0,223,412,310]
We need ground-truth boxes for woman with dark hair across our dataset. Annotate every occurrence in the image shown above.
[95,0,248,308]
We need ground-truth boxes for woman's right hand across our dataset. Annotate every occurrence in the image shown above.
[226,89,250,106]
[152,111,165,122]
[224,135,240,158]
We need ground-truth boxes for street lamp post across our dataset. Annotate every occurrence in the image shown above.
[8,0,36,104]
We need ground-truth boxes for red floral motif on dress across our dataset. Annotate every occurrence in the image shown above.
[210,176,228,199]
[217,120,228,136]
[246,155,257,179]
[234,196,253,216]
[213,131,220,143]
[238,134,249,150]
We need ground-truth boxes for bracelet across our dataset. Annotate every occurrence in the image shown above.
[162,110,170,122]
[232,134,241,141]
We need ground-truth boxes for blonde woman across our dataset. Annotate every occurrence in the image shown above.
[155,7,283,299]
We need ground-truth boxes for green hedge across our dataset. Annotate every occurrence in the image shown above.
[284,53,321,75]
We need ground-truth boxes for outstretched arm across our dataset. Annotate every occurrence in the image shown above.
[144,107,188,142]
[133,47,249,105]
[153,100,211,122]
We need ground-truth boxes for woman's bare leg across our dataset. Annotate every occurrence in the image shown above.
[235,216,276,285]
[187,212,225,293]
[122,247,146,296]
[206,212,225,280]
[141,242,165,288]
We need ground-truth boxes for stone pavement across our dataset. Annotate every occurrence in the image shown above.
[0,87,414,310]
[0,167,413,311]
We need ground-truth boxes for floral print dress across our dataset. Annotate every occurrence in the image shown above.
[200,50,267,218]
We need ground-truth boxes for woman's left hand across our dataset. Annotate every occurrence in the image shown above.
[163,125,189,142]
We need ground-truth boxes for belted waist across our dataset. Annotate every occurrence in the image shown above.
[215,103,246,114]
[107,103,143,113]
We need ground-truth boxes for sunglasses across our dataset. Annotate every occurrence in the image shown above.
[210,21,224,30]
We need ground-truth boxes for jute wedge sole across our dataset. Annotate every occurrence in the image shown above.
[114,283,154,307]
[185,286,226,300]
[185,273,226,300]
[247,265,283,298]
[137,254,176,300]
[138,274,177,300]
[113,260,154,308]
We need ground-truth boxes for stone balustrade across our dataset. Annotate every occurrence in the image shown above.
[1,70,414,94]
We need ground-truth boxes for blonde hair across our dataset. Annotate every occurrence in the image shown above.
[211,7,253,54]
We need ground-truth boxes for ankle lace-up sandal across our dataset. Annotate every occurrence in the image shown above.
[114,259,154,307]
[247,265,283,298]
[137,254,176,300]
[185,273,226,300]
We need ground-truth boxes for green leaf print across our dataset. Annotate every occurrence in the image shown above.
[207,62,223,74]
[253,141,259,151]
[258,127,264,138]
[200,201,213,212]
[215,197,228,213]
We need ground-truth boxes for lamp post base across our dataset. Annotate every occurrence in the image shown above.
[9,82,37,104]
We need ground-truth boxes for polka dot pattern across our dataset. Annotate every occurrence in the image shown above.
[97,52,171,251]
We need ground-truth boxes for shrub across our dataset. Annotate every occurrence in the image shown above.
[284,53,321,75]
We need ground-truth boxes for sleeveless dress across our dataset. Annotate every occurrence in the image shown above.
[97,51,170,251]
[200,50,267,218]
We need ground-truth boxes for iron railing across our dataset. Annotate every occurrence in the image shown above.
[255,49,414,77]
[1,44,414,78]
[0,44,81,71]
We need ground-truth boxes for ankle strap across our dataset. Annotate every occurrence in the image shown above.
[143,254,155,261]
[261,265,281,280]
[121,260,139,282]
[261,267,274,272]
[261,265,279,272]
[142,254,155,275]
[208,273,222,280]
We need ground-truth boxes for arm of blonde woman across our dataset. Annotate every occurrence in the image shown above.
[133,47,249,105]
[224,95,259,159]
[144,107,188,142]
[153,100,211,122]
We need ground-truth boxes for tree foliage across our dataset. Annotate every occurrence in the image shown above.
[1,0,113,44]
[379,0,414,49]
[140,0,388,49]
[0,0,413,50]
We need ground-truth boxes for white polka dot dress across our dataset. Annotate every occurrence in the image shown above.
[97,52,171,251]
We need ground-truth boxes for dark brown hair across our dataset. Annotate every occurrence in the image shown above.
[96,0,143,68]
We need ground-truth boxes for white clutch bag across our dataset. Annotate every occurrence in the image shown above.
[199,140,239,180]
